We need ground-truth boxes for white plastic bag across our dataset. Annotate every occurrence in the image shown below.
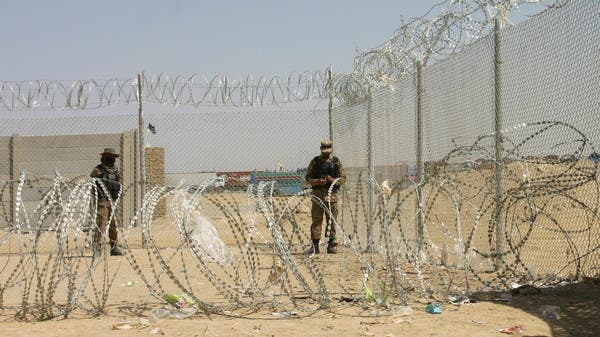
[189,210,235,266]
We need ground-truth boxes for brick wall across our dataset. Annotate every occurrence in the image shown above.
[145,147,166,217]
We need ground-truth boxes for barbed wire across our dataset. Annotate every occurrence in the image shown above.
[0,71,329,111]
[0,0,565,111]
[341,0,567,101]
[1,120,597,319]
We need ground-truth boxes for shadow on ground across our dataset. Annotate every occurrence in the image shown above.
[473,281,599,337]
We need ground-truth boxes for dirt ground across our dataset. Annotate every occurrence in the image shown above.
[0,250,598,337]
[1,162,598,337]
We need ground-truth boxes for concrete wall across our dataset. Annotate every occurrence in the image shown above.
[0,131,140,229]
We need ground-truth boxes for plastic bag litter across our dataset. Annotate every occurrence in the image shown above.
[152,306,197,319]
[448,294,471,305]
[271,311,298,317]
[425,303,442,314]
[151,307,172,320]
[150,327,165,335]
[112,318,149,330]
[539,305,560,319]
[189,210,235,266]
[165,293,197,308]
[169,307,197,319]
[498,325,524,334]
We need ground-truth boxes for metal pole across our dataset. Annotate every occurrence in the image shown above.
[9,135,18,228]
[366,86,375,252]
[493,19,506,269]
[137,73,146,217]
[327,66,334,141]
[416,60,425,254]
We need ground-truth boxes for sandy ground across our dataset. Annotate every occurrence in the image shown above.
[0,250,598,337]
[1,161,598,337]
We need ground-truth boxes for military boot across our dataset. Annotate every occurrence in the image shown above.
[110,243,124,256]
[305,240,320,255]
[326,238,337,254]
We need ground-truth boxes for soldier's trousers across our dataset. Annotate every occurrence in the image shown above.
[95,201,118,245]
[310,196,338,241]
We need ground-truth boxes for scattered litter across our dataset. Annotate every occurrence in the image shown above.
[494,293,512,302]
[121,280,138,287]
[539,305,561,319]
[425,303,442,314]
[498,325,525,334]
[189,209,235,266]
[363,281,376,303]
[112,322,138,330]
[169,307,197,319]
[111,319,149,330]
[511,284,541,296]
[471,320,485,325]
[271,311,298,317]
[151,306,197,319]
[165,293,197,308]
[360,320,386,325]
[150,327,165,335]
[448,294,471,305]
[152,307,172,320]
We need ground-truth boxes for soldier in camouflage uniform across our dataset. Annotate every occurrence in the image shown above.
[305,140,345,254]
[90,148,123,256]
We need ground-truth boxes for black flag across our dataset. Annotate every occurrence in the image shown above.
[148,123,156,134]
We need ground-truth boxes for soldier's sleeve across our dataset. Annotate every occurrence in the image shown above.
[90,166,100,178]
[305,159,315,183]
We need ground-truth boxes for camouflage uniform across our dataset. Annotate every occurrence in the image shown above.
[90,148,123,255]
[305,140,345,253]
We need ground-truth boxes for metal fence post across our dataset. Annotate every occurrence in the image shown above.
[327,66,334,141]
[416,60,425,254]
[9,134,19,229]
[366,86,375,252]
[493,19,506,269]
[137,73,146,246]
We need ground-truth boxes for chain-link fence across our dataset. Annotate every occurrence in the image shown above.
[332,0,599,281]
[0,0,597,320]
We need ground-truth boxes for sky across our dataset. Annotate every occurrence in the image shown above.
[0,0,447,81]
[0,0,556,173]
[1,0,451,173]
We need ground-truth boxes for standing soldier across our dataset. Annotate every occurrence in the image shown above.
[305,140,345,254]
[91,148,123,256]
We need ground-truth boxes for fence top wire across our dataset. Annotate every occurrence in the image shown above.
[336,0,566,104]
[0,0,565,111]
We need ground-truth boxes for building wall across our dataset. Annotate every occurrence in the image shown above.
[145,147,166,217]
[0,131,139,228]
